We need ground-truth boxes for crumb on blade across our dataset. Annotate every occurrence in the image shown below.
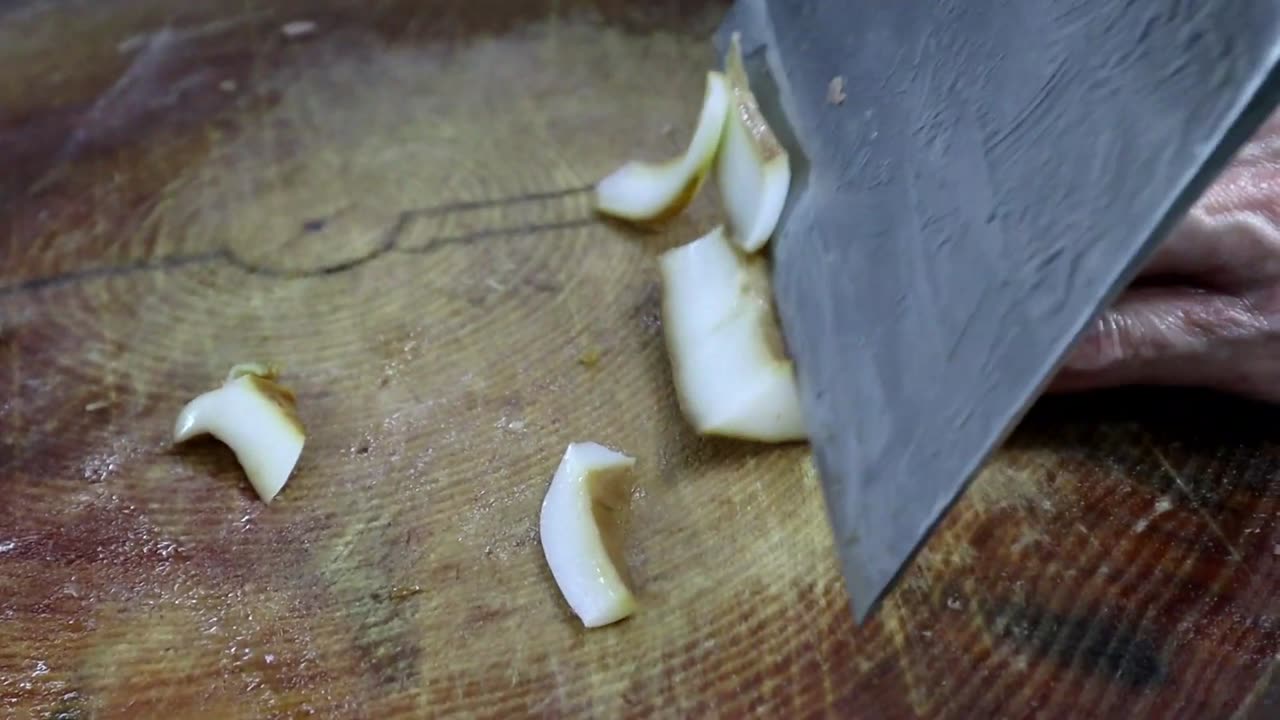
[281,20,317,39]
[827,75,846,106]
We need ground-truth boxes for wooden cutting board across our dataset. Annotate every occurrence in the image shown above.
[1,1,1277,717]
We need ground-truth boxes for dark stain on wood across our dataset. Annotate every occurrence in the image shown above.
[988,601,1164,688]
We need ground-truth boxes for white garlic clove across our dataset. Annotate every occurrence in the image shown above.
[660,226,806,442]
[716,33,791,253]
[594,71,731,224]
[540,442,638,628]
[174,367,306,503]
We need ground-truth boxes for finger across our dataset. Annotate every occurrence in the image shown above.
[1140,208,1280,289]
[1140,115,1280,288]
[1048,286,1268,394]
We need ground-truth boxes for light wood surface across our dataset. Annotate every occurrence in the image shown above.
[1,1,1277,717]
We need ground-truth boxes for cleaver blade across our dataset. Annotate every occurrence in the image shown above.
[715,0,1280,623]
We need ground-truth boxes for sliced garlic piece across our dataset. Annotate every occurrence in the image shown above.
[174,365,306,503]
[717,32,791,253]
[660,226,806,442]
[594,71,731,223]
[540,442,637,628]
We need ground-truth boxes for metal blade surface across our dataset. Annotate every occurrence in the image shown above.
[716,0,1280,622]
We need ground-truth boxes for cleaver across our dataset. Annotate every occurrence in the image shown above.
[714,0,1280,623]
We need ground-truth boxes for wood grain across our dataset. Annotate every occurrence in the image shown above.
[1,1,1277,718]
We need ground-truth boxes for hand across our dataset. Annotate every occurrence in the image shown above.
[1049,112,1280,403]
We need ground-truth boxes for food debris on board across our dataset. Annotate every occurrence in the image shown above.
[577,347,602,368]
[540,442,639,628]
[173,363,306,503]
[387,585,425,601]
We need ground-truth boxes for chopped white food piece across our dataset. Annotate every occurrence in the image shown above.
[594,71,731,223]
[716,33,791,253]
[540,442,638,628]
[660,226,806,442]
[174,365,306,503]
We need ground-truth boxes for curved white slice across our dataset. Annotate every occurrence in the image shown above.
[540,442,637,628]
[594,71,731,223]
[660,226,806,442]
[716,33,791,253]
[174,369,306,503]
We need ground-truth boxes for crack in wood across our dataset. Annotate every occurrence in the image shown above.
[393,217,598,256]
[0,186,598,296]
[401,185,593,219]
[0,251,227,296]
